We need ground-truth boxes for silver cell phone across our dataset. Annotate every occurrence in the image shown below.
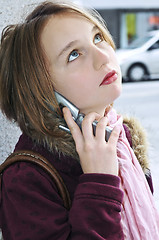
[54,91,112,142]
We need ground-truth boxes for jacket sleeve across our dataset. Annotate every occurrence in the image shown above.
[69,174,124,239]
[1,162,124,240]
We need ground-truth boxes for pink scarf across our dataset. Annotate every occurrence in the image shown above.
[107,108,159,239]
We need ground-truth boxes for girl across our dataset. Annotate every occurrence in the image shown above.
[0,1,159,239]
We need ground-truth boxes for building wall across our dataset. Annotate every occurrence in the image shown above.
[97,8,159,48]
[81,0,159,9]
[97,9,120,48]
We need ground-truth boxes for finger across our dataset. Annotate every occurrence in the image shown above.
[95,116,109,140]
[108,125,121,146]
[62,107,83,148]
[81,112,101,139]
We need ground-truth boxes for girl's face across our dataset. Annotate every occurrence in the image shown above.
[41,13,122,116]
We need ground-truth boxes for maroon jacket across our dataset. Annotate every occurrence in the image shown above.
[0,133,153,240]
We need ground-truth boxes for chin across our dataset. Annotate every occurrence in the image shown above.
[111,82,122,101]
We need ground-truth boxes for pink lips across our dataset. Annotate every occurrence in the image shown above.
[100,70,117,86]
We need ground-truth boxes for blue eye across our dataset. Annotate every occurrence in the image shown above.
[68,50,79,62]
[94,33,103,44]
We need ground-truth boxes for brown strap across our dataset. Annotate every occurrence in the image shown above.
[0,150,71,210]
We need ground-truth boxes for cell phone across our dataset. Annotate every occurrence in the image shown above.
[54,91,112,142]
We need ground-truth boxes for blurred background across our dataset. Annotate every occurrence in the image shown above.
[0,0,158,213]
[79,0,159,47]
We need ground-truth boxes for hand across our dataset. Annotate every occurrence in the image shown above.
[63,107,121,176]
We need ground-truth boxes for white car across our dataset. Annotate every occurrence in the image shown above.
[116,30,159,81]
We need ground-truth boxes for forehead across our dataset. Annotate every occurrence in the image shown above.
[43,11,95,34]
[40,12,96,58]
[41,12,95,41]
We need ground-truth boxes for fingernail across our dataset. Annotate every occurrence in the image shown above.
[62,107,67,113]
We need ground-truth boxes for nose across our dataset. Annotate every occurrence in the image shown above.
[92,46,109,71]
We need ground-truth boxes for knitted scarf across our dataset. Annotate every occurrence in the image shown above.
[107,109,159,239]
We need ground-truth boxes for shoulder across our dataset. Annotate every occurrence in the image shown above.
[0,161,70,239]
[123,116,149,176]
[2,160,60,201]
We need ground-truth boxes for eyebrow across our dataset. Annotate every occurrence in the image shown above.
[58,25,99,58]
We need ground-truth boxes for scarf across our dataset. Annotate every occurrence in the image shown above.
[107,108,159,239]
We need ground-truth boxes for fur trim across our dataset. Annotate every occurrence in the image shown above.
[123,116,150,176]
[27,110,79,160]
[26,109,150,175]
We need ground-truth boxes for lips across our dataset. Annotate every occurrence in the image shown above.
[100,70,118,86]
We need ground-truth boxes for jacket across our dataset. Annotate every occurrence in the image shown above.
[0,116,153,240]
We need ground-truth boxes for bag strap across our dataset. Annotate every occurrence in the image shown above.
[0,150,71,210]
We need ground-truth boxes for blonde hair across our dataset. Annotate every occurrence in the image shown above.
[0,0,115,139]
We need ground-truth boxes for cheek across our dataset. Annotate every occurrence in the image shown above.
[64,70,92,92]
[66,81,95,110]
[53,74,88,103]
[52,65,95,107]
[66,79,91,102]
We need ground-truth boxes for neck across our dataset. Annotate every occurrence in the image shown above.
[80,105,111,117]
